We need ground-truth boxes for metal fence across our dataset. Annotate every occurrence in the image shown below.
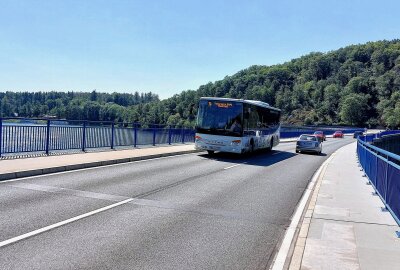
[0,118,195,157]
[361,130,400,143]
[357,136,400,226]
[0,117,366,157]
[372,133,400,155]
[280,125,364,138]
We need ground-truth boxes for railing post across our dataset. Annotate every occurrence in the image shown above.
[133,123,137,148]
[82,121,87,152]
[111,122,115,149]
[168,125,172,145]
[152,125,156,146]
[384,154,389,204]
[45,119,51,155]
[375,151,378,185]
[181,126,185,144]
[0,118,2,157]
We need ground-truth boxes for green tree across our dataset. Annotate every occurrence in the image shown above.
[339,94,369,125]
[1,96,13,116]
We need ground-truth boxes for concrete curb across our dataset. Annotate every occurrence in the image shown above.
[279,139,297,143]
[0,149,203,182]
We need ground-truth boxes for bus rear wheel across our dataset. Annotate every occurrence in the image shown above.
[207,150,215,155]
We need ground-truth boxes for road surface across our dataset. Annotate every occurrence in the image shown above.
[0,137,353,270]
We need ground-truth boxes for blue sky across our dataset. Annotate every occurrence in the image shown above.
[0,0,399,99]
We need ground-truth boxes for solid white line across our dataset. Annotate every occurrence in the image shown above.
[0,152,198,184]
[270,152,337,270]
[0,198,133,248]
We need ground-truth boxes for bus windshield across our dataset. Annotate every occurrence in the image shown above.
[196,100,243,136]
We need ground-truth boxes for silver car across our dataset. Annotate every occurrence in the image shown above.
[296,134,322,154]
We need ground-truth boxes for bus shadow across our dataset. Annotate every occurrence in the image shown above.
[299,152,328,157]
[199,149,297,167]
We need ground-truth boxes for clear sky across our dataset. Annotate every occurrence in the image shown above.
[0,0,399,99]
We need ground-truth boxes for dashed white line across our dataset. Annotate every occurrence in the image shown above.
[223,162,247,170]
[0,198,133,248]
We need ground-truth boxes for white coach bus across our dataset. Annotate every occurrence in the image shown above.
[195,97,281,154]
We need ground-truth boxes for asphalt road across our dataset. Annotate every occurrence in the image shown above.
[0,137,354,270]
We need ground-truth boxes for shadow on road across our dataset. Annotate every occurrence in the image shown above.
[199,149,297,167]
[298,152,327,157]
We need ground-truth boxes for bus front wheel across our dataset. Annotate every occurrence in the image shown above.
[266,138,273,152]
[207,150,215,155]
[250,140,255,153]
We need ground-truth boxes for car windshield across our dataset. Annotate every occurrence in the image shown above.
[299,135,317,141]
[314,131,322,134]
[335,131,342,133]
[196,100,243,136]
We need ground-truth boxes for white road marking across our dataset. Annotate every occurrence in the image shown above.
[223,162,247,170]
[223,164,241,170]
[0,198,133,248]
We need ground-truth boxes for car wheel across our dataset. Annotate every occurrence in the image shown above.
[295,149,299,153]
[207,150,214,155]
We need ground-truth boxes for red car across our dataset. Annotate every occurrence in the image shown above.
[313,131,326,141]
[333,130,344,138]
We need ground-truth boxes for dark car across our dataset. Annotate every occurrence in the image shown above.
[296,134,322,154]
[333,130,344,138]
[353,131,364,138]
[313,131,326,141]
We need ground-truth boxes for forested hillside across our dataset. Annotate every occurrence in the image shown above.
[0,91,159,122]
[1,40,400,128]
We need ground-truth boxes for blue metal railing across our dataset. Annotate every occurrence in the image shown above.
[357,136,400,225]
[0,118,195,157]
[280,126,364,139]
[0,117,367,157]
[359,130,400,143]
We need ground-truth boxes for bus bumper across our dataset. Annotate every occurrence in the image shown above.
[195,142,243,154]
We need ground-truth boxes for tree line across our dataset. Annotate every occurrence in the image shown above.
[0,91,159,122]
[1,39,400,128]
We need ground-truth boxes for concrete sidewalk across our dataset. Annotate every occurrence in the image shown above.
[289,142,400,270]
[0,144,199,181]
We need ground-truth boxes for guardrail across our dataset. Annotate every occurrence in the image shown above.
[372,133,400,155]
[280,126,364,139]
[357,137,400,225]
[0,118,195,157]
[0,117,365,157]
[360,130,400,143]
